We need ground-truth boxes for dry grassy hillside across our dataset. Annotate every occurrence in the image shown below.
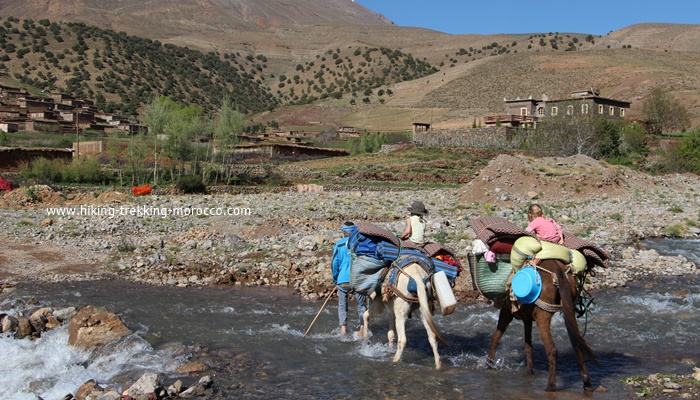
[258,46,700,132]
[2,0,700,130]
[413,49,700,127]
[0,0,392,33]
[600,23,700,52]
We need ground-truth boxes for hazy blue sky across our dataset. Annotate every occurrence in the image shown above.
[354,0,699,36]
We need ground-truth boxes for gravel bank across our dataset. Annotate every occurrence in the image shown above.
[1,155,698,303]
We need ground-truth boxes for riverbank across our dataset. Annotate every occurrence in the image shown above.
[1,154,698,302]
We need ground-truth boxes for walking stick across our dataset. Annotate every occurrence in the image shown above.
[303,286,337,337]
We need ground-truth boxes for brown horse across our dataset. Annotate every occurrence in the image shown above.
[487,258,595,392]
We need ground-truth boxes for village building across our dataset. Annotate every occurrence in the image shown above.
[484,89,631,127]
[0,83,144,137]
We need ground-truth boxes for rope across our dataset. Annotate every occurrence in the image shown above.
[530,261,563,312]
[535,298,564,312]
[574,271,599,337]
[525,264,599,335]
[386,259,433,304]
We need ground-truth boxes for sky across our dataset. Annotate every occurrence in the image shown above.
[354,0,700,36]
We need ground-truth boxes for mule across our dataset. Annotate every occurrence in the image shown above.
[487,258,595,392]
[362,261,449,370]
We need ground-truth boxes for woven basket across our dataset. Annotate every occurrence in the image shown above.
[468,252,513,300]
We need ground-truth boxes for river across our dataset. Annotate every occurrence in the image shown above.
[1,239,699,399]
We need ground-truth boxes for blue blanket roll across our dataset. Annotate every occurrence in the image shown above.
[376,242,460,284]
[375,242,424,260]
[433,258,459,283]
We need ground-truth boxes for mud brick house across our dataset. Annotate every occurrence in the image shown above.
[485,89,631,127]
[1,83,144,135]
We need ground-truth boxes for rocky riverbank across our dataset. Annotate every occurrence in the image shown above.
[0,154,699,303]
[1,154,699,399]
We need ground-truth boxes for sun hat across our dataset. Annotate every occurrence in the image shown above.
[407,201,429,216]
[511,266,542,304]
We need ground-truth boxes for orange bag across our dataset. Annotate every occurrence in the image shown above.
[131,184,152,196]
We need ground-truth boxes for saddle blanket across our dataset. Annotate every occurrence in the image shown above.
[376,242,460,283]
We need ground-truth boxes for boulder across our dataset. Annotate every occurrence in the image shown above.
[179,376,213,398]
[94,391,121,400]
[68,305,132,351]
[1,314,18,334]
[175,361,208,375]
[167,380,184,396]
[53,306,78,321]
[74,379,103,400]
[16,317,34,339]
[122,373,160,398]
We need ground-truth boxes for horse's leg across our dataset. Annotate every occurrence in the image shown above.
[487,305,514,368]
[385,299,397,348]
[419,304,443,370]
[523,318,534,375]
[573,337,593,391]
[392,301,410,364]
[534,310,558,392]
[563,281,593,391]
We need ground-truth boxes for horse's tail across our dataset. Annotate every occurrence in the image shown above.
[412,268,450,347]
[555,264,596,363]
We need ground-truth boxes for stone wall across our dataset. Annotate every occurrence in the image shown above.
[413,127,522,148]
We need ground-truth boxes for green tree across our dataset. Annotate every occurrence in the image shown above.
[620,123,647,154]
[593,118,622,158]
[211,97,245,184]
[674,130,700,173]
[142,96,178,184]
[162,103,203,180]
[642,89,692,134]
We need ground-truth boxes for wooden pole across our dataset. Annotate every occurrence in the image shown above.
[75,111,80,158]
[303,286,337,338]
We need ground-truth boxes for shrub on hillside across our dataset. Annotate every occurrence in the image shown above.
[176,175,207,194]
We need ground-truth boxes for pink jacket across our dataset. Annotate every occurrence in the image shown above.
[526,216,562,243]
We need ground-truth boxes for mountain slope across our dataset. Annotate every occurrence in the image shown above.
[0,0,393,33]
[1,1,700,130]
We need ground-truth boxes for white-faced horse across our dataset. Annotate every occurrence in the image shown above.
[362,259,449,370]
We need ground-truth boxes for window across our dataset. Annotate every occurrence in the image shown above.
[551,106,558,116]
[620,108,625,117]
[598,105,604,114]
[566,105,574,115]
[609,106,614,116]
[582,104,589,114]
[537,107,544,116]
[520,107,528,116]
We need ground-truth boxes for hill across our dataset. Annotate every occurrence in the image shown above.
[0,0,393,33]
[1,0,699,129]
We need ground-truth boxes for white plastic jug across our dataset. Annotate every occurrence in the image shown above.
[433,270,457,316]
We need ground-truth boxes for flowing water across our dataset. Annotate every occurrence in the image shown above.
[2,239,699,400]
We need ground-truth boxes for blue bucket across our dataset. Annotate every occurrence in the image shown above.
[512,266,542,304]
